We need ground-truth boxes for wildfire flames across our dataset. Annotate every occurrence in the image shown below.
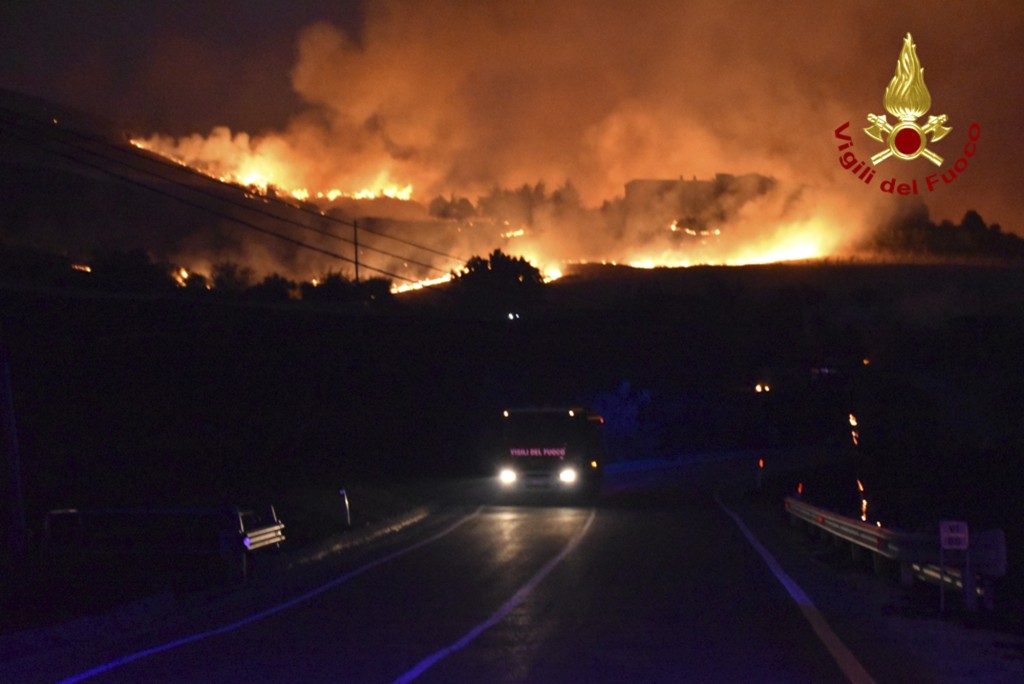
[3,0,1017,296]
[122,3,882,290]
[129,129,847,291]
[130,135,413,202]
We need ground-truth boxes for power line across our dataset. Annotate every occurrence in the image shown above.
[0,119,418,282]
[0,108,460,275]
[126,131,466,262]
[0,105,467,262]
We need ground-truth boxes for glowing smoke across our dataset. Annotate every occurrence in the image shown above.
[132,0,1015,282]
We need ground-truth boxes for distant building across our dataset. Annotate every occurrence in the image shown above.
[623,173,775,237]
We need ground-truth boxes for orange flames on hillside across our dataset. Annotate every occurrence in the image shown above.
[130,135,413,202]
[129,133,843,293]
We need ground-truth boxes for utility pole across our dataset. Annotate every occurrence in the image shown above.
[1,340,27,562]
[353,220,360,283]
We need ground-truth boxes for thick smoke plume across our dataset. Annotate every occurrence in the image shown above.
[134,0,1021,281]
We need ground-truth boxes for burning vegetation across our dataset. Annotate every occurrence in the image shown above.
[128,122,857,286]
[0,89,1016,302]
[0,3,1018,291]
[112,0,902,284]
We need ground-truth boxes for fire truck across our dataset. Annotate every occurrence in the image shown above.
[495,407,605,497]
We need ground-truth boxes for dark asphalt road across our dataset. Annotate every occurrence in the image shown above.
[3,458,947,683]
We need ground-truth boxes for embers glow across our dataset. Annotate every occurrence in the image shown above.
[391,273,453,294]
[857,479,868,522]
[620,225,832,269]
[172,267,189,287]
[543,267,563,282]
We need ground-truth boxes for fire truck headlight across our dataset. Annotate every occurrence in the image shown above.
[559,467,578,484]
[499,468,517,485]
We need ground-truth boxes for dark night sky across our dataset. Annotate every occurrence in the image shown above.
[0,1,363,134]
[2,1,1023,249]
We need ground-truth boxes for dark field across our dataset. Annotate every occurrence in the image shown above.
[3,260,1024,628]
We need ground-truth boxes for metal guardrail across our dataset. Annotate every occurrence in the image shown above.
[784,496,938,564]
[241,507,286,551]
[783,496,1002,611]
[43,504,286,583]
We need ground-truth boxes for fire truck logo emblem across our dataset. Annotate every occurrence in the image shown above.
[864,33,951,166]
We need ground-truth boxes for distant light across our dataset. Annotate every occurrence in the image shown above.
[862,358,871,366]
[499,469,517,485]
[559,468,577,484]
[568,409,575,417]
[590,460,598,469]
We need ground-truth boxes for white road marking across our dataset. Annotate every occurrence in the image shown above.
[393,508,597,683]
[58,507,484,684]
[716,496,877,684]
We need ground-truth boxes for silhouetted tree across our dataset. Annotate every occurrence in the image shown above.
[428,194,476,220]
[211,261,254,293]
[357,277,394,304]
[300,271,355,303]
[551,181,582,212]
[453,249,543,311]
[183,271,209,290]
[867,206,1024,259]
[244,274,296,302]
[477,182,547,227]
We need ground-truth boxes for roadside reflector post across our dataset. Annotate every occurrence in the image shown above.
[939,520,970,614]
[339,489,352,528]
[963,553,977,612]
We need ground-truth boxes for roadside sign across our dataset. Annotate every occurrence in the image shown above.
[940,520,969,550]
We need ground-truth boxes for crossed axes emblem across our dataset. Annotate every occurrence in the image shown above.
[864,113,952,166]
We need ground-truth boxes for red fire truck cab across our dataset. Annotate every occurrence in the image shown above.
[496,407,605,497]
